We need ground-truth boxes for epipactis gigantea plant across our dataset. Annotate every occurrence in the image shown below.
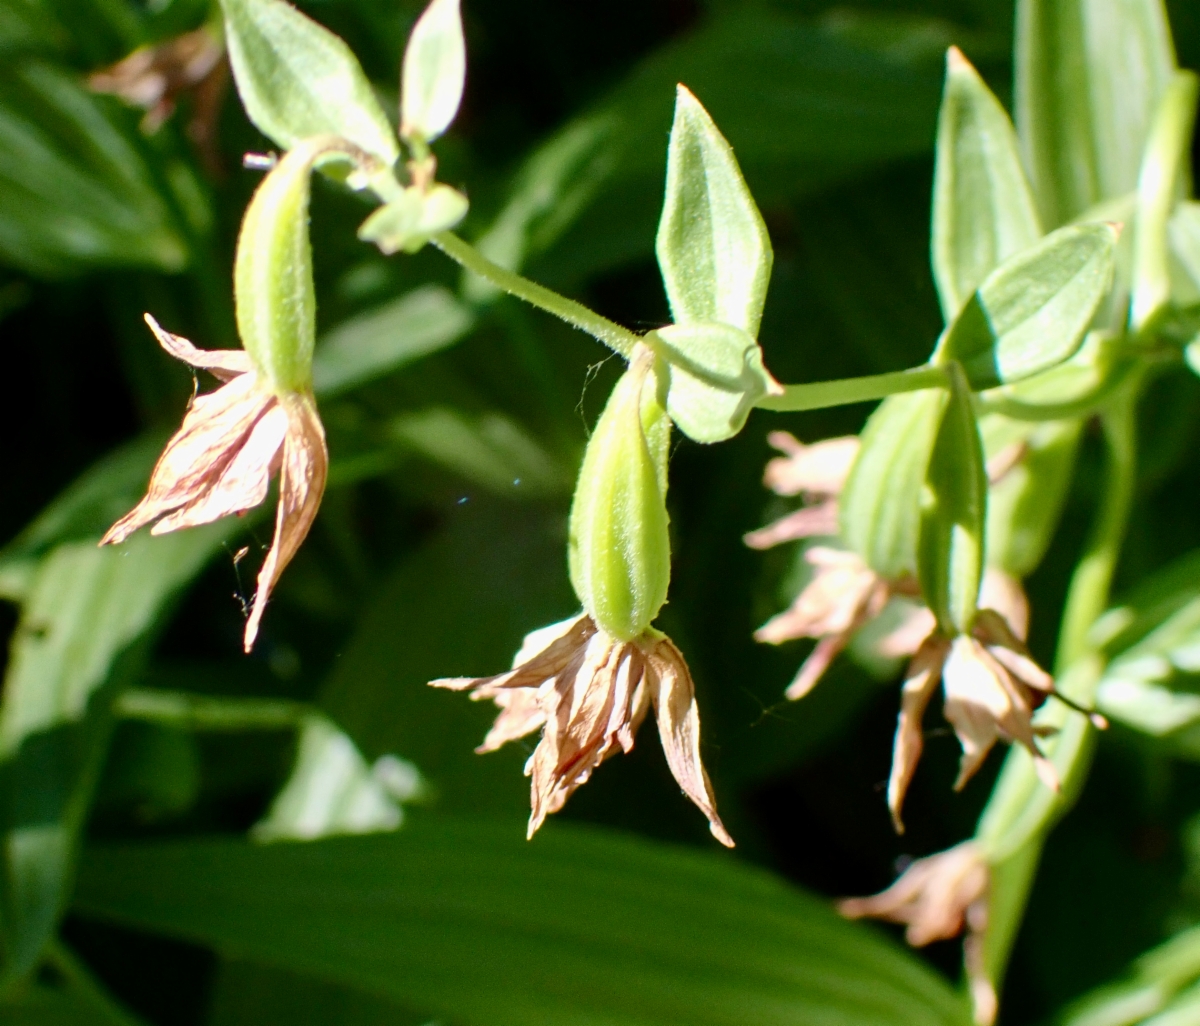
[93,0,1200,1020]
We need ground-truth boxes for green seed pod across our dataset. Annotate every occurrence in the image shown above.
[234,138,331,394]
[568,347,671,641]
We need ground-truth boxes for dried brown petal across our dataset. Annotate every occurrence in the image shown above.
[762,432,859,497]
[978,569,1029,642]
[887,633,950,833]
[838,841,988,947]
[743,501,840,549]
[243,392,328,652]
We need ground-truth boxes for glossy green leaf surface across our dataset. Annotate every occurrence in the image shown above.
[74,820,970,1026]
[840,388,946,580]
[400,0,465,143]
[655,85,772,338]
[0,60,185,277]
[918,362,987,633]
[1016,0,1176,228]
[651,321,776,444]
[932,47,1042,322]
[220,0,399,164]
[937,222,1119,389]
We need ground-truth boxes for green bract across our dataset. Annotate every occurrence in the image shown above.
[220,0,399,166]
[932,47,1042,321]
[840,388,947,581]
[1016,0,1176,228]
[400,0,466,143]
[649,322,778,444]
[234,140,328,394]
[655,85,772,339]
[358,184,469,255]
[918,363,987,634]
[936,221,1119,390]
[568,353,671,641]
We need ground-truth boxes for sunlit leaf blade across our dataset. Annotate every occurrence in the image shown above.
[312,285,474,398]
[74,821,971,1026]
[0,526,232,981]
[0,60,185,277]
[840,388,946,580]
[932,47,1041,322]
[400,0,466,143]
[1130,71,1199,332]
[937,222,1118,389]
[656,85,772,338]
[918,363,987,633]
[1016,0,1176,229]
[220,0,399,164]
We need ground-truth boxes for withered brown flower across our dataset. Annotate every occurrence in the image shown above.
[839,842,996,1025]
[431,614,734,847]
[101,315,327,653]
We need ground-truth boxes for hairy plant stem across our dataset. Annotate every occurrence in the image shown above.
[432,231,640,357]
[754,364,949,412]
[974,375,1141,996]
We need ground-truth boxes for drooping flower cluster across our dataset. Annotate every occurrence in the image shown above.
[101,315,327,653]
[432,614,734,847]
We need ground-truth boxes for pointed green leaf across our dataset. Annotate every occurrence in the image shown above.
[220,0,399,164]
[73,823,971,1026]
[1016,0,1176,228]
[1130,70,1199,332]
[357,184,468,255]
[655,85,772,338]
[918,363,987,633]
[937,221,1119,389]
[840,388,947,580]
[650,321,776,444]
[400,0,466,143]
[932,47,1042,322]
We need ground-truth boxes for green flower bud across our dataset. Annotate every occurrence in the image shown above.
[568,346,671,641]
[234,137,335,394]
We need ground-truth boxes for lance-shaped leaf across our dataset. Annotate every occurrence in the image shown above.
[220,0,399,165]
[932,47,1041,322]
[655,85,772,338]
[650,321,778,444]
[1130,70,1199,332]
[918,363,987,634]
[73,822,971,1026]
[400,0,466,143]
[936,221,1119,390]
[1015,0,1176,228]
[840,388,947,581]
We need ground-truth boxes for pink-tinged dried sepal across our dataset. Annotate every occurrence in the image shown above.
[839,842,995,1024]
[430,616,732,847]
[942,634,1057,792]
[887,633,950,833]
[755,548,890,700]
[242,392,328,653]
[744,434,858,550]
[644,633,734,847]
[102,315,328,654]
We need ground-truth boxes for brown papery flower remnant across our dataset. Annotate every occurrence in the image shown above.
[431,614,734,847]
[101,315,327,653]
[839,842,997,1025]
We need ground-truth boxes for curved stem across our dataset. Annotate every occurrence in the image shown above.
[754,365,948,412]
[432,231,640,358]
